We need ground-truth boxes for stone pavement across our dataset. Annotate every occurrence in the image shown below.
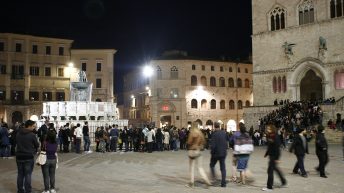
[0,144,343,193]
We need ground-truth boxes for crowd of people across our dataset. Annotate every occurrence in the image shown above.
[0,100,342,192]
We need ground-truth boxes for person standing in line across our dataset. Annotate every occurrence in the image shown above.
[0,123,11,159]
[163,129,170,151]
[74,123,83,154]
[289,128,308,177]
[82,121,91,153]
[209,122,228,187]
[41,130,58,193]
[37,120,49,150]
[186,123,211,188]
[314,125,329,178]
[16,120,39,193]
[109,125,119,152]
[262,124,287,191]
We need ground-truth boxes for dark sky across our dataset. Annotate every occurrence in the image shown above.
[1,0,252,99]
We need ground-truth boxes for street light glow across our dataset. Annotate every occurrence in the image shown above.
[143,65,153,77]
[68,62,74,67]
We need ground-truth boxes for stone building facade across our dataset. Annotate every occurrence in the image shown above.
[0,33,116,126]
[122,53,252,130]
[251,0,344,105]
[244,0,344,128]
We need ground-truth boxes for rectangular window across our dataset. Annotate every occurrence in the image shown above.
[220,66,224,72]
[56,92,65,101]
[238,67,241,73]
[32,45,38,54]
[45,67,51,76]
[45,46,51,55]
[29,66,40,76]
[176,116,179,120]
[96,62,102,71]
[15,43,22,52]
[11,90,24,104]
[0,90,5,100]
[11,65,24,79]
[29,91,39,101]
[0,42,4,51]
[157,88,162,98]
[0,64,6,74]
[58,47,64,56]
[42,92,52,101]
[57,68,64,77]
[211,66,214,71]
[202,65,205,71]
[81,62,87,71]
[170,88,179,98]
[96,78,102,88]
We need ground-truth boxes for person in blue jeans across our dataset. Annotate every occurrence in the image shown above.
[41,129,58,193]
[210,122,228,187]
[16,120,39,193]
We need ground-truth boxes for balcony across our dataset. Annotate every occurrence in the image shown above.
[11,74,24,80]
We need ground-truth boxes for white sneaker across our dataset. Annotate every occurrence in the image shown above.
[262,187,273,191]
[50,189,56,193]
[42,191,49,193]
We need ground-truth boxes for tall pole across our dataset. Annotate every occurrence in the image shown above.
[236,62,239,127]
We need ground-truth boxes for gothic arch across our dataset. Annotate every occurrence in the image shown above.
[290,58,328,101]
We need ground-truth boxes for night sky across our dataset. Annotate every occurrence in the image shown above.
[1,0,252,100]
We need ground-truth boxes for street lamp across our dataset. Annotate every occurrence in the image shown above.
[142,64,153,78]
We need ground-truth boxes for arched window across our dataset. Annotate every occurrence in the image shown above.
[201,76,207,86]
[237,78,242,88]
[211,99,216,109]
[201,99,207,109]
[273,76,277,93]
[192,64,196,70]
[335,70,344,89]
[229,100,235,109]
[191,75,197,86]
[210,77,216,87]
[228,78,234,87]
[245,100,250,107]
[278,76,282,93]
[229,67,233,72]
[244,79,250,88]
[331,0,343,18]
[157,66,162,80]
[170,66,178,79]
[299,0,314,25]
[238,100,243,109]
[270,6,286,31]
[220,100,225,109]
[219,77,225,87]
[191,99,198,109]
[282,76,287,92]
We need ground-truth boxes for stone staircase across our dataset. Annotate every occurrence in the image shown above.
[324,127,343,144]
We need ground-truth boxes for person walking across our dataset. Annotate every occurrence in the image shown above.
[289,128,308,177]
[262,124,287,191]
[209,122,228,187]
[41,130,58,193]
[0,123,11,159]
[186,122,211,188]
[314,125,329,178]
[16,120,39,193]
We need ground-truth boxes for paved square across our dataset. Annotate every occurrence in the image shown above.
[0,144,343,193]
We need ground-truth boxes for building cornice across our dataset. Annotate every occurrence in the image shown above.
[71,49,117,54]
[0,33,74,43]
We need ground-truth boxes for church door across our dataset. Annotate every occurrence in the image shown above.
[300,70,323,101]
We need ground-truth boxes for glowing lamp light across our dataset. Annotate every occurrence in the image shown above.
[30,115,39,121]
[143,65,153,77]
[68,62,74,67]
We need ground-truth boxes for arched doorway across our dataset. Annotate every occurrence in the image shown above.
[300,70,322,101]
[12,111,23,125]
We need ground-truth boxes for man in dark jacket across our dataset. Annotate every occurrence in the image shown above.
[263,125,287,191]
[16,120,39,193]
[37,120,48,150]
[289,128,308,177]
[314,125,329,178]
[210,122,228,187]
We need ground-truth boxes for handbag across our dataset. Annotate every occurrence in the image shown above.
[36,151,47,165]
[188,150,201,159]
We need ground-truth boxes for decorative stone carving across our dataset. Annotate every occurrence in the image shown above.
[318,36,327,59]
[282,41,296,62]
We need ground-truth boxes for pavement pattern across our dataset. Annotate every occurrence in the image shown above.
[0,144,343,193]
